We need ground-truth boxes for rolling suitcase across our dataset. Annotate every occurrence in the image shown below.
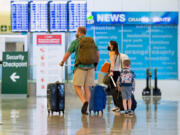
[89,85,106,114]
[47,82,65,115]
[117,91,137,111]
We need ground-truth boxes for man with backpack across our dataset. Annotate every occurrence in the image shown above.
[60,26,99,115]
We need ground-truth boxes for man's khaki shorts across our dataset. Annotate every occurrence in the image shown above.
[73,68,95,86]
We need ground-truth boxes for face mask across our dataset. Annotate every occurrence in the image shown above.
[107,46,111,51]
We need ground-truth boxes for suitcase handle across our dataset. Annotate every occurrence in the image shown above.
[110,76,117,87]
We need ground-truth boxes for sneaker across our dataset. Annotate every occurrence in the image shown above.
[128,110,134,115]
[111,106,119,111]
[112,111,121,116]
[124,111,128,117]
[115,108,120,112]
[81,102,88,115]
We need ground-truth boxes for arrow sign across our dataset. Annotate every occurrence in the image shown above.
[10,72,20,82]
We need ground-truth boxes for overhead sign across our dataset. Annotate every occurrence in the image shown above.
[69,1,87,31]
[2,52,28,94]
[49,1,68,32]
[30,1,48,32]
[11,1,29,32]
[91,12,178,25]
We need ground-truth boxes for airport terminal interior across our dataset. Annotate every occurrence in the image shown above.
[0,0,180,135]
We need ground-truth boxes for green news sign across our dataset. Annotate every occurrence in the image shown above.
[2,52,28,94]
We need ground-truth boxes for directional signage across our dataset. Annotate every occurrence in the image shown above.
[2,52,28,94]
[10,72,20,82]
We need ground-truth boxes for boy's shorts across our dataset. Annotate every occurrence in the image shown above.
[121,86,132,100]
[73,68,95,87]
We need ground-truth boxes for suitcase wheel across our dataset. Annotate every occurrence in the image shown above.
[94,111,97,115]
[101,110,103,115]
[97,110,103,115]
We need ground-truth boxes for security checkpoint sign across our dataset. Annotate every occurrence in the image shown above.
[2,52,28,94]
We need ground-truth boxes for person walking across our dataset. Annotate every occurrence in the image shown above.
[60,26,99,115]
[108,40,128,112]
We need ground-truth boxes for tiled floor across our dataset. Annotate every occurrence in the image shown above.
[0,94,179,135]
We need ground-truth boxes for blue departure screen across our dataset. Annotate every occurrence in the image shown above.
[49,1,68,32]
[30,1,48,32]
[69,1,87,31]
[11,1,29,32]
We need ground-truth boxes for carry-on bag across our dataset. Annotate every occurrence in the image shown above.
[117,91,137,111]
[47,82,65,115]
[100,61,110,73]
[89,85,107,114]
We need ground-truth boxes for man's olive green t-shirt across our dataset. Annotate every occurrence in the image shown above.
[67,36,98,69]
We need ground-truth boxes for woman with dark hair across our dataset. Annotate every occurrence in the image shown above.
[108,40,129,112]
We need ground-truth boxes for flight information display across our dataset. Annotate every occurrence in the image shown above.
[30,1,48,32]
[11,1,29,32]
[49,1,68,32]
[69,1,87,31]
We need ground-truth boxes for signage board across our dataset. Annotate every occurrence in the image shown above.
[69,1,87,31]
[92,12,178,25]
[11,1,29,32]
[49,1,68,32]
[2,52,28,94]
[30,1,48,32]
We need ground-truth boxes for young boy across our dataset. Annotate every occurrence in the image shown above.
[117,59,135,116]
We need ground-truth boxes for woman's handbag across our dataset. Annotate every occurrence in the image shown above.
[103,73,111,86]
[100,62,110,73]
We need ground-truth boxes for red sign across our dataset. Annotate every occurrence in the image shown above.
[37,35,62,45]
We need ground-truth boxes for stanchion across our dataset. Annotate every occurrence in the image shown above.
[142,68,151,96]
[153,68,161,96]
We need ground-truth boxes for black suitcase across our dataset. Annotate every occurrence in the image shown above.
[47,82,65,115]
[117,91,137,111]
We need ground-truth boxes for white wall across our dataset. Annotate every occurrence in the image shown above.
[87,0,180,100]
[87,0,179,11]
[0,0,10,12]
